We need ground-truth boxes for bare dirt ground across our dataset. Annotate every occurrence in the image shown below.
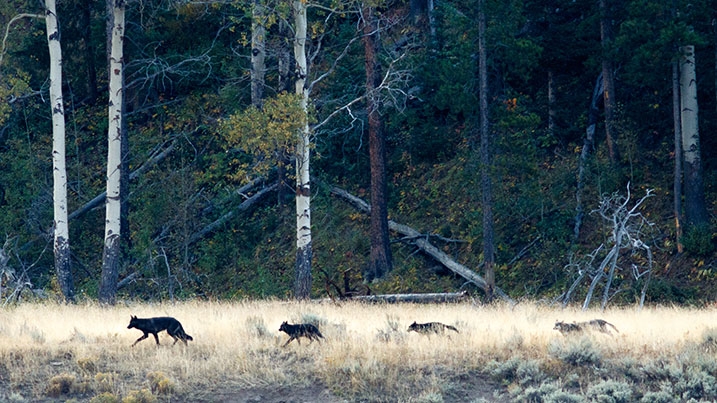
[195,371,501,402]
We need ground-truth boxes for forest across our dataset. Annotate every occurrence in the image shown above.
[0,0,716,307]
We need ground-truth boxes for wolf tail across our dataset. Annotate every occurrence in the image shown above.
[447,325,459,333]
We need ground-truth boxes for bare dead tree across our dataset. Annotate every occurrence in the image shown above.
[563,184,656,310]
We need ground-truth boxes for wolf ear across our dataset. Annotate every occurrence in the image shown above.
[131,315,136,319]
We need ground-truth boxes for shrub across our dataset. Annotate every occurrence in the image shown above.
[516,360,545,386]
[376,315,404,343]
[675,369,717,401]
[77,357,97,375]
[585,380,633,403]
[700,327,717,353]
[121,389,157,403]
[46,373,77,397]
[487,357,521,384]
[682,223,714,257]
[95,372,114,393]
[548,338,601,367]
[245,315,269,338]
[512,381,584,403]
[146,371,174,395]
[639,390,677,403]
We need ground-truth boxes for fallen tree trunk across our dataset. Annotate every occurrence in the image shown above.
[330,185,514,304]
[187,181,277,246]
[330,291,467,304]
[69,139,177,220]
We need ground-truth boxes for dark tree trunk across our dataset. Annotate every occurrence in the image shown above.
[82,0,97,103]
[295,243,312,299]
[478,0,494,300]
[362,4,392,281]
[99,234,120,304]
[55,236,75,303]
[574,74,603,242]
[600,0,620,165]
[672,60,683,253]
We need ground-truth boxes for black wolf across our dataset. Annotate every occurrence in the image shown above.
[279,321,324,346]
[407,321,459,335]
[127,315,193,347]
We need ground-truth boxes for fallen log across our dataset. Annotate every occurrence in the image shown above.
[330,185,514,304]
[342,291,467,303]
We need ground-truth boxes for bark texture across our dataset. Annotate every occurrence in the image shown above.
[293,0,312,299]
[100,0,126,304]
[362,4,392,282]
[251,0,266,107]
[672,59,683,253]
[478,0,494,300]
[600,0,620,165]
[45,0,75,302]
[679,45,709,228]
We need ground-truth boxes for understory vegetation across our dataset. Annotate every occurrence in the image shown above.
[2,301,717,402]
[1,0,717,304]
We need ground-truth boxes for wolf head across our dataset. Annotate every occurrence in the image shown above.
[128,315,138,329]
[407,321,418,332]
[279,321,289,332]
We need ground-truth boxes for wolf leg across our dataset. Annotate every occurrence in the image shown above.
[132,333,148,347]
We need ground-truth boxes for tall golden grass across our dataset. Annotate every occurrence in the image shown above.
[1,300,716,401]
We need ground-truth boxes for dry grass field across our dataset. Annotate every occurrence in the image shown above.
[1,300,717,402]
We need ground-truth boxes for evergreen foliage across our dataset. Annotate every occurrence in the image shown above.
[0,0,715,303]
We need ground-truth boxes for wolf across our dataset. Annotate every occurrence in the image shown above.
[407,321,459,335]
[583,319,619,335]
[553,320,583,335]
[279,321,324,346]
[127,315,193,347]
[554,319,619,336]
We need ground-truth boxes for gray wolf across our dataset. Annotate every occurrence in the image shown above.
[554,319,619,335]
[279,321,324,346]
[127,315,193,347]
[407,321,459,335]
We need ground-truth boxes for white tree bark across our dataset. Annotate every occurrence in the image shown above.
[45,0,74,302]
[293,0,312,299]
[679,45,709,228]
[250,0,266,107]
[100,0,126,304]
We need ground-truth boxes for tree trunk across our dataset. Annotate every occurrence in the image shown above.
[81,0,97,103]
[679,45,709,228]
[251,0,266,107]
[600,0,620,165]
[99,0,126,304]
[548,70,555,139]
[362,4,392,282]
[293,0,312,299]
[478,0,495,300]
[574,74,603,242]
[45,0,75,303]
[672,59,683,253]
